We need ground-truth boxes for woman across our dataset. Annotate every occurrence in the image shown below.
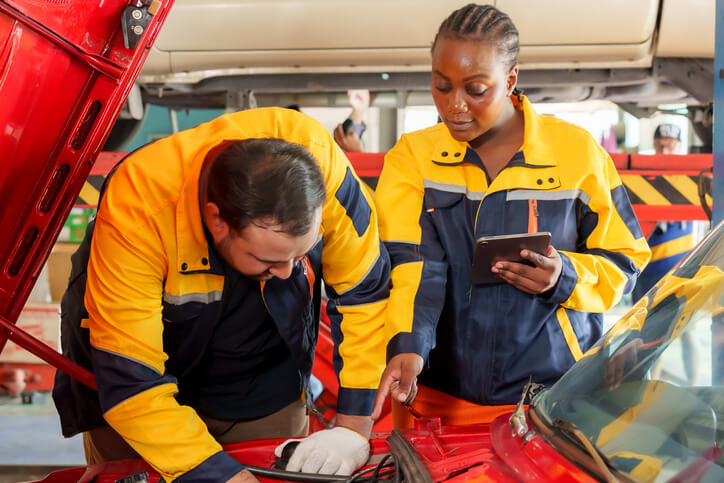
[372,3,651,428]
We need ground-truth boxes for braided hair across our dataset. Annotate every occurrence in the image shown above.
[432,3,520,70]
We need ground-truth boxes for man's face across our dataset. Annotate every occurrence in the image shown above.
[209,207,322,281]
[654,137,681,155]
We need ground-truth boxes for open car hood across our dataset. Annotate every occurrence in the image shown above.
[0,0,173,363]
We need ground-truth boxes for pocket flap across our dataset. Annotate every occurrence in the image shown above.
[423,189,466,210]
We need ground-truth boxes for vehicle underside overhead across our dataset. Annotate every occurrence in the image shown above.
[136,57,710,109]
[130,56,714,149]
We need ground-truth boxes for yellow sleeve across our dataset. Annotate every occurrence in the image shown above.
[374,135,448,362]
[314,139,390,416]
[86,214,242,482]
[550,149,651,313]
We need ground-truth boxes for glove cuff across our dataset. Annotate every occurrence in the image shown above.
[333,425,370,443]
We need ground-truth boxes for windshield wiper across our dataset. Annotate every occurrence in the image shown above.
[551,418,618,483]
[509,379,544,438]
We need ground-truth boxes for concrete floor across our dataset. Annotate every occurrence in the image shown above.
[0,392,84,482]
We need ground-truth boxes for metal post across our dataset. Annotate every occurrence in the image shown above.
[0,315,97,390]
[714,0,724,224]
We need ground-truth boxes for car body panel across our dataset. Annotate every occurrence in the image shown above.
[36,413,598,482]
[0,0,173,363]
[143,0,662,75]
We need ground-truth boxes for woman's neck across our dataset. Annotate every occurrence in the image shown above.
[469,100,525,182]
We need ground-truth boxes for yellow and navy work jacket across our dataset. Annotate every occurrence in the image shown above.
[375,95,650,406]
[633,222,696,300]
[52,108,389,482]
[647,222,695,275]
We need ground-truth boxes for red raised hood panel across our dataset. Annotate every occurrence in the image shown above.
[0,1,173,356]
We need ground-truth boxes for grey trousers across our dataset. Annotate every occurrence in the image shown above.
[83,398,309,464]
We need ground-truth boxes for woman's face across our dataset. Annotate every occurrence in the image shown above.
[431,36,518,143]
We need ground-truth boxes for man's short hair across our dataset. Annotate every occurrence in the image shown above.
[206,138,327,237]
[654,123,681,141]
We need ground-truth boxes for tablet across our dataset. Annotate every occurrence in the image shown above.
[470,232,552,285]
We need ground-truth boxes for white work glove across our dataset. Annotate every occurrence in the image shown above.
[274,426,370,475]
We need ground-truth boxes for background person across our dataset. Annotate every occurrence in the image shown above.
[333,89,370,153]
[633,123,694,300]
[632,122,699,383]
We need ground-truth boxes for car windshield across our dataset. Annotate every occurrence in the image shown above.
[535,221,724,482]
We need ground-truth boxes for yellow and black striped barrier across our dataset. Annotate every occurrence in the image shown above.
[79,152,713,223]
[620,173,712,208]
[75,174,105,207]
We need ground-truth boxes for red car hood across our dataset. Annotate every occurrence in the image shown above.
[36,413,597,482]
[0,0,173,361]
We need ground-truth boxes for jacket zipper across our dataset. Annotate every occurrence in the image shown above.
[528,199,539,233]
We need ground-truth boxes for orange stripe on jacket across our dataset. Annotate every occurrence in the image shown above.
[528,198,538,234]
[391,384,518,429]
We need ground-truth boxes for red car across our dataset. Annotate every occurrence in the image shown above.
[1,1,722,482]
[33,224,724,482]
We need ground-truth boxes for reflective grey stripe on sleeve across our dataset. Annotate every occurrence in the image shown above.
[162,290,223,305]
[334,252,381,297]
[423,179,485,201]
[94,345,164,375]
[506,189,591,204]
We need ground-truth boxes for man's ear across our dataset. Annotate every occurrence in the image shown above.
[506,64,519,96]
[203,201,229,242]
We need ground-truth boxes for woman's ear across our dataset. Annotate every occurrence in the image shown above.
[506,64,519,96]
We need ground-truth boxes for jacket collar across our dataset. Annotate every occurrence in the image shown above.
[175,150,215,274]
[431,94,557,169]
[175,140,242,276]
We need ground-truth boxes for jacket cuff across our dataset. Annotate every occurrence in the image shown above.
[540,252,577,305]
[173,451,244,482]
[336,388,376,416]
[386,332,430,363]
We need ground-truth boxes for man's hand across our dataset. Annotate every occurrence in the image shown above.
[491,245,562,294]
[333,124,365,153]
[274,426,369,475]
[226,469,259,482]
[372,353,424,420]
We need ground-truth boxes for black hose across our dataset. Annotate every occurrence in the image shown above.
[246,465,347,482]
[247,451,400,482]
[385,430,433,483]
[698,168,713,222]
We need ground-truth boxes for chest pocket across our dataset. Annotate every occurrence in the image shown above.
[161,297,220,378]
[422,189,476,269]
[501,167,588,250]
[501,165,562,192]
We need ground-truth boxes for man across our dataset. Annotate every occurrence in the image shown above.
[53,108,390,482]
[632,123,694,300]
[652,122,682,155]
[631,122,698,383]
